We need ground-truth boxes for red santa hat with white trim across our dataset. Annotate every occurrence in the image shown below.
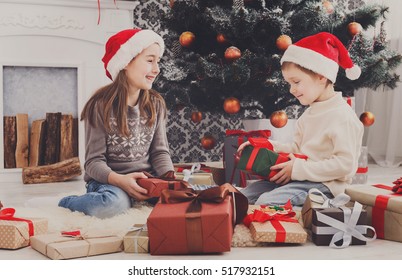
[102,29,165,80]
[280,32,361,83]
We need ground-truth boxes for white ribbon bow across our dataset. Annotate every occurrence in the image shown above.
[314,202,377,249]
[308,188,350,208]
[182,163,202,182]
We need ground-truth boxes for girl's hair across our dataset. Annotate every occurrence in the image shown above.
[281,61,333,86]
[81,70,166,137]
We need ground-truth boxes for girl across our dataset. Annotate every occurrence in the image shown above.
[239,32,364,206]
[59,29,174,218]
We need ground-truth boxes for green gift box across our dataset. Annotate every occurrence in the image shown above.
[236,138,307,179]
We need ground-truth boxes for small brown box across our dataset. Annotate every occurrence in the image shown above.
[250,220,307,244]
[123,225,149,253]
[0,217,48,249]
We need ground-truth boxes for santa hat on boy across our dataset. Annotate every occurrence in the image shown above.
[102,29,165,80]
[280,32,361,83]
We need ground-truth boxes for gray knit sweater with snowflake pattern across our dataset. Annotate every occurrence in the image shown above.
[83,101,174,183]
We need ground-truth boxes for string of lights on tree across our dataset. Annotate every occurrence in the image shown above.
[156,0,401,149]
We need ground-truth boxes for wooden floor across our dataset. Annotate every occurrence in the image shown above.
[1,163,402,260]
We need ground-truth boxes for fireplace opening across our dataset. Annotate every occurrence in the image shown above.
[3,65,79,168]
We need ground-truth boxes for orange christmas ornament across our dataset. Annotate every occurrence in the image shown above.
[223,97,241,114]
[360,111,375,126]
[179,31,195,48]
[348,22,362,36]
[270,110,288,128]
[201,135,216,150]
[276,35,292,51]
[224,46,241,62]
[216,33,227,45]
[191,111,203,123]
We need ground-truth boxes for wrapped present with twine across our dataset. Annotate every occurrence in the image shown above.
[30,230,123,259]
[123,224,148,253]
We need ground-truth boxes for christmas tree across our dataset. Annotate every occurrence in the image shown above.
[155,0,401,119]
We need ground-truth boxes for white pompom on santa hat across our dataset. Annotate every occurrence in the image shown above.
[280,32,361,83]
[102,29,165,80]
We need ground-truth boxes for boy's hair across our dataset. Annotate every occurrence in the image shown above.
[81,70,166,137]
[281,61,333,86]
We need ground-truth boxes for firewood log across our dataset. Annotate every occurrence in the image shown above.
[22,157,82,184]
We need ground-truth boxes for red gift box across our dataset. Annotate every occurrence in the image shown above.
[147,184,248,255]
[137,171,190,197]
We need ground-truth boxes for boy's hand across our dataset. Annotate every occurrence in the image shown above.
[269,153,296,185]
[237,141,250,152]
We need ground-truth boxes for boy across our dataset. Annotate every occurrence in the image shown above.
[240,32,364,206]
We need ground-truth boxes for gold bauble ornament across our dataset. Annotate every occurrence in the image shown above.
[276,35,292,51]
[348,22,362,36]
[216,33,228,45]
[179,31,195,48]
[223,97,241,114]
[201,135,216,150]
[360,111,375,126]
[191,111,203,123]
[270,110,288,128]
[224,46,241,62]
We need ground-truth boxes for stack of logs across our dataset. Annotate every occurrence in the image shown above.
[3,112,82,184]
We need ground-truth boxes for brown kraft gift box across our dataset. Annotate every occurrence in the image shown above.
[147,184,248,255]
[250,221,307,243]
[123,224,148,253]
[245,203,307,244]
[30,230,123,259]
[301,188,350,229]
[0,208,48,249]
[345,184,402,242]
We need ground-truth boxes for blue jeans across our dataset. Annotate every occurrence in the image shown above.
[58,180,132,219]
[240,180,333,206]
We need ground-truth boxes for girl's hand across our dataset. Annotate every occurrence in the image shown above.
[109,172,150,200]
[237,141,251,152]
[269,153,295,185]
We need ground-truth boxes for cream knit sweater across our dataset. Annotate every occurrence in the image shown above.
[271,93,364,196]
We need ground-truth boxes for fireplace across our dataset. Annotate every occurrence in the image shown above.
[0,0,139,181]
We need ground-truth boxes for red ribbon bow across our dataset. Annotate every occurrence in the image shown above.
[226,129,271,139]
[0,208,34,237]
[97,0,117,25]
[243,201,298,243]
[392,177,402,194]
[249,137,274,150]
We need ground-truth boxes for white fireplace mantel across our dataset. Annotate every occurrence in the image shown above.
[0,0,139,182]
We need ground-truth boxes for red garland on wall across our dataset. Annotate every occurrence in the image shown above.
[97,0,118,25]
